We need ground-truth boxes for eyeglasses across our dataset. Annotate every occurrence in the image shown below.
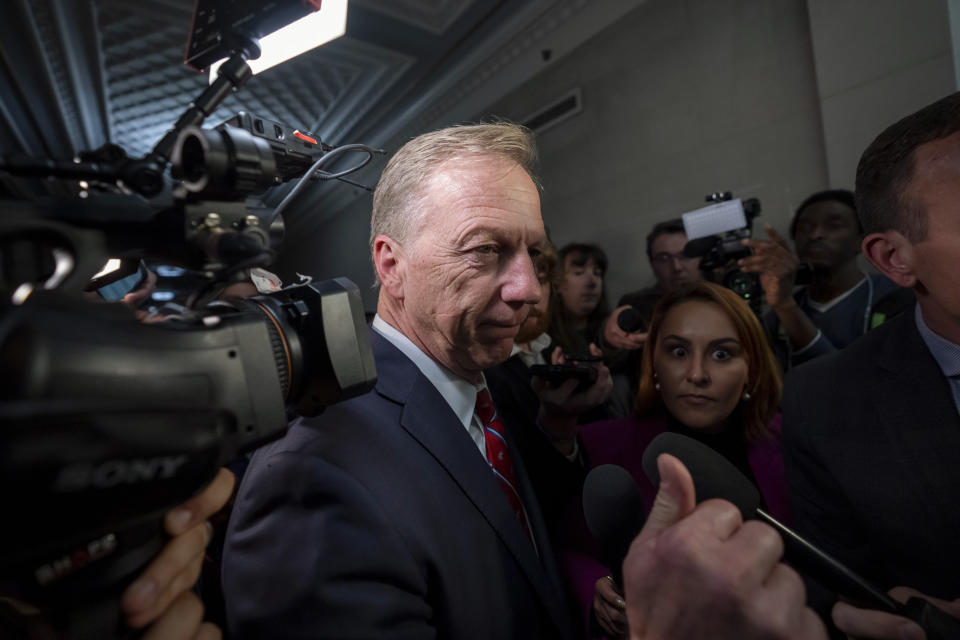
[652,252,696,265]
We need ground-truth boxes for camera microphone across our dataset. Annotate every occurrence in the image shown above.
[582,464,646,589]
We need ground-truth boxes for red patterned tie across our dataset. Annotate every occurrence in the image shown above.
[475,388,534,546]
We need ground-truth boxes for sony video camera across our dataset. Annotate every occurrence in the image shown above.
[0,2,379,637]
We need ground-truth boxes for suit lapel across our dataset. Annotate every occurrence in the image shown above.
[871,310,960,519]
[874,310,960,433]
[371,331,572,638]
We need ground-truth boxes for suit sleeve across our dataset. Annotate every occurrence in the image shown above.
[781,370,872,622]
[222,450,434,640]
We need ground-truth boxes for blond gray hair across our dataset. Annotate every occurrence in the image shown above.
[369,122,539,284]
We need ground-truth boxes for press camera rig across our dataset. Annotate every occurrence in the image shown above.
[682,191,763,312]
[0,3,379,638]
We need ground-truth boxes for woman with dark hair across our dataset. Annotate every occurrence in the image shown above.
[557,281,790,639]
[550,243,611,357]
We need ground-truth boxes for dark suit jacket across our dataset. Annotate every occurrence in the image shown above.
[222,330,577,639]
[485,354,587,534]
[783,306,960,607]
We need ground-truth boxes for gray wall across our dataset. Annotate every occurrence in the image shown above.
[808,0,955,189]
[953,0,960,88]
[289,188,377,305]
[301,0,956,310]
[482,0,829,303]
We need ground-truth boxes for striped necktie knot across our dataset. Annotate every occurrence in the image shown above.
[475,388,497,425]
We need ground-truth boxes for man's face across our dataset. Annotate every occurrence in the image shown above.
[650,232,701,291]
[792,201,861,269]
[398,157,545,379]
[558,255,603,319]
[902,130,960,329]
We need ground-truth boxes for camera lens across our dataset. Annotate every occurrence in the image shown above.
[171,125,278,198]
[724,269,760,301]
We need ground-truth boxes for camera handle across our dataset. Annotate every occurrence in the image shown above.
[126,37,259,197]
[0,38,259,198]
[148,38,259,169]
[58,522,167,640]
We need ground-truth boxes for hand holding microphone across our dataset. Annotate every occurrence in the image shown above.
[639,433,960,640]
[603,305,647,351]
[620,453,826,640]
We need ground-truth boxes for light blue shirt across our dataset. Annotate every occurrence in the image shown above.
[914,304,960,417]
[372,314,487,455]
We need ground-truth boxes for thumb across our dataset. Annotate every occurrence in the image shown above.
[589,342,603,357]
[637,454,696,541]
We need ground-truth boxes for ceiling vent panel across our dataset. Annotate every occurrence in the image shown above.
[521,87,581,136]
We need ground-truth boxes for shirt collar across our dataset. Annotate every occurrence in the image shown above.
[510,332,552,368]
[372,314,481,429]
[530,332,553,353]
[510,332,551,356]
[915,304,960,377]
[803,275,867,313]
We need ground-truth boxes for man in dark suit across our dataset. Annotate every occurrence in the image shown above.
[783,92,960,638]
[221,122,824,640]
[221,123,578,639]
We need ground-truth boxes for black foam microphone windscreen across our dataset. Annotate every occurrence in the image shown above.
[641,432,760,519]
[616,307,645,334]
[582,464,646,588]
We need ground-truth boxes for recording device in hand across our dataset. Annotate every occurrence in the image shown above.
[0,2,380,637]
[681,192,763,312]
[582,464,647,588]
[529,363,598,392]
[641,433,960,640]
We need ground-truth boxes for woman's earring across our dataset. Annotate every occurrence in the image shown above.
[654,372,661,392]
[742,390,752,401]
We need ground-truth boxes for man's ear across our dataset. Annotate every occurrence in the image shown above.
[861,231,917,288]
[372,234,405,298]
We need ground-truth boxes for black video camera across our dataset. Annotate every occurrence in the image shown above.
[681,191,762,312]
[0,2,379,637]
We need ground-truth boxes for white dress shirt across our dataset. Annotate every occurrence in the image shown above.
[372,314,487,456]
[510,332,552,368]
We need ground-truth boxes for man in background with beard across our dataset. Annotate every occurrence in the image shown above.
[485,242,604,530]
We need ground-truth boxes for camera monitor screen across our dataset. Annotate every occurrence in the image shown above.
[681,199,747,240]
